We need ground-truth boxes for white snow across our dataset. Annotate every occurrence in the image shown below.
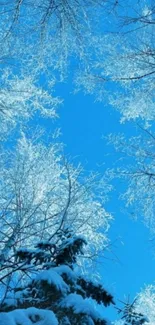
[0,307,58,325]
[59,293,104,321]
[0,312,17,325]
[35,268,69,293]
[54,265,77,282]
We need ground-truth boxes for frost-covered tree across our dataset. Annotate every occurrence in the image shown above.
[134,285,155,325]
[115,298,149,325]
[0,0,109,38]
[106,127,155,234]
[114,285,155,325]
[0,228,114,325]
[0,70,61,139]
[0,0,114,82]
[75,0,155,123]
[0,131,112,273]
[2,0,155,130]
[0,130,114,322]
[0,1,119,139]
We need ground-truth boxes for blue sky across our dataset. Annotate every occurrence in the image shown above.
[43,81,155,320]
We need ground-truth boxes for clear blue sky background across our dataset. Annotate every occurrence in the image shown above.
[41,81,155,321]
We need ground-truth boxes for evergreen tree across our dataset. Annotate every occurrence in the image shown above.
[0,229,114,325]
[116,299,149,325]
